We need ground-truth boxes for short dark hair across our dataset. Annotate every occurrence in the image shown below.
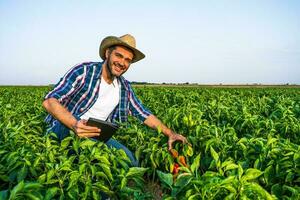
[108,46,117,53]
[108,45,134,56]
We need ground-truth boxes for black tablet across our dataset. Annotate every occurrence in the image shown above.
[86,117,119,142]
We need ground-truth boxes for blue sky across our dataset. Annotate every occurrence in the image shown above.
[0,0,299,85]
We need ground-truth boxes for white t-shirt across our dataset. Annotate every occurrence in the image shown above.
[80,76,120,121]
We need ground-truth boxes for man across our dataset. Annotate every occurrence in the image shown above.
[43,34,188,166]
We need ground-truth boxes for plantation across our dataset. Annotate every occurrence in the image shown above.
[0,86,299,199]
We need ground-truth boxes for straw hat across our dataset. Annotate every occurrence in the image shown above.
[99,34,145,63]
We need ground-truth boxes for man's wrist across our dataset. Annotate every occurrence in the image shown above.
[71,120,79,131]
[165,129,175,137]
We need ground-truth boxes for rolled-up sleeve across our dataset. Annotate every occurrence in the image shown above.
[45,64,84,103]
[128,84,152,122]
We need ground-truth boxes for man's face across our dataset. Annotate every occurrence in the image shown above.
[106,46,134,77]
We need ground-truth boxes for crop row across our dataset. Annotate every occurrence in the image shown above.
[0,86,299,199]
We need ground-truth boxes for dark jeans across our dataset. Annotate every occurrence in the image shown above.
[49,120,138,167]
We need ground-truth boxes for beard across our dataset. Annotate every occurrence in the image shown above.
[106,54,128,78]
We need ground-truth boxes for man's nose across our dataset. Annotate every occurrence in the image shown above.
[119,59,126,67]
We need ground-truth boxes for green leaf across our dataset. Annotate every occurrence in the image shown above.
[46,169,55,182]
[0,175,9,182]
[72,139,80,154]
[48,151,55,162]
[185,187,193,198]
[150,153,157,168]
[282,185,299,196]
[187,194,201,200]
[95,172,110,183]
[92,191,100,200]
[221,160,233,168]
[23,193,41,200]
[79,163,87,174]
[238,164,243,180]
[120,177,127,190]
[24,158,32,167]
[83,180,92,200]
[242,168,263,182]
[186,145,194,157]
[29,166,37,177]
[224,163,239,171]
[120,186,140,194]
[174,173,193,187]
[93,155,110,165]
[23,182,42,190]
[37,174,46,183]
[17,165,28,182]
[224,193,235,200]
[271,183,281,197]
[93,182,114,195]
[210,146,219,162]
[221,176,236,185]
[45,179,59,184]
[285,171,294,182]
[157,170,173,189]
[293,152,300,162]
[164,197,175,200]
[173,173,193,196]
[44,187,59,200]
[117,159,130,171]
[60,137,73,150]
[190,153,201,174]
[9,181,25,199]
[99,163,113,181]
[67,171,80,190]
[267,137,277,146]
[59,165,72,172]
[117,149,131,162]
[89,165,96,177]
[253,158,261,169]
[126,167,148,178]
[179,166,192,173]
[80,139,96,148]
[131,176,145,188]
[67,188,79,199]
[244,182,275,200]
[222,184,237,194]
[0,190,9,200]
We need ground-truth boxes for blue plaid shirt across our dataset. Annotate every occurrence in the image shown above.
[44,62,152,132]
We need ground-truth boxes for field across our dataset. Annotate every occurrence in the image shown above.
[0,86,299,199]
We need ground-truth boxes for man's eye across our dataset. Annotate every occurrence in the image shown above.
[115,53,122,58]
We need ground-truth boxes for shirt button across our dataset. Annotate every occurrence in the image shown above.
[80,108,84,112]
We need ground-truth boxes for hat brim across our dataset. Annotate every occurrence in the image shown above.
[99,36,145,63]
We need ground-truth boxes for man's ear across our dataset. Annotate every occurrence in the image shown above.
[105,49,110,59]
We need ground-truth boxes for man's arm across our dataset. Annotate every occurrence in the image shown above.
[125,81,188,150]
[144,114,188,150]
[42,98,100,138]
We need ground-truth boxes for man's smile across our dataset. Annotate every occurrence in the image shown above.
[113,63,125,73]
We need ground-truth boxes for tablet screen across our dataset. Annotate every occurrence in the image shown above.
[86,118,118,142]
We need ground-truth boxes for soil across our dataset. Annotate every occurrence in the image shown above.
[144,180,164,200]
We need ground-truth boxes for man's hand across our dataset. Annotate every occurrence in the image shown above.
[144,115,190,150]
[72,119,101,138]
[42,98,101,138]
[167,132,189,151]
